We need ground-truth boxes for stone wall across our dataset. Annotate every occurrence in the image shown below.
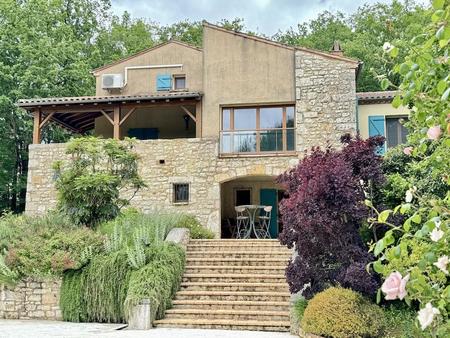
[26,139,298,237]
[295,50,357,152]
[0,279,61,320]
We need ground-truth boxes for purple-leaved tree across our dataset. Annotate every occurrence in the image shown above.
[278,134,385,298]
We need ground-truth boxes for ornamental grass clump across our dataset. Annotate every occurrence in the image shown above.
[278,135,385,298]
[124,242,185,321]
[301,287,386,338]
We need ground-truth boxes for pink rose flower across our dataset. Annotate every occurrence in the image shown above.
[403,146,413,155]
[381,271,410,300]
[427,126,441,140]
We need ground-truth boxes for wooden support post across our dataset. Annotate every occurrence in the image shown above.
[195,101,202,138]
[113,106,120,140]
[33,109,42,144]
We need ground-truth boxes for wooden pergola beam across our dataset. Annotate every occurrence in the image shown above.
[180,105,196,123]
[100,109,114,125]
[119,108,136,126]
[39,112,55,129]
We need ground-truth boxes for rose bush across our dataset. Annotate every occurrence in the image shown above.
[367,1,449,336]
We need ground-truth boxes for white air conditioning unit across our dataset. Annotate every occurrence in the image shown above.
[102,74,123,89]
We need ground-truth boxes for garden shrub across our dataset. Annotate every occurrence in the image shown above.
[0,212,104,284]
[278,135,384,298]
[301,287,386,338]
[53,137,146,227]
[60,251,133,323]
[174,214,215,239]
[124,242,185,321]
[383,304,422,338]
[367,2,449,336]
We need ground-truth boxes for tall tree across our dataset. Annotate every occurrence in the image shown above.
[0,0,110,212]
[274,0,428,91]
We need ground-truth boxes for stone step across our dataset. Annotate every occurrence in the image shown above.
[184,265,286,274]
[164,308,290,321]
[189,239,280,243]
[175,290,290,302]
[185,251,291,259]
[183,273,286,283]
[187,243,288,250]
[171,299,289,311]
[185,257,289,267]
[153,318,290,332]
[180,282,289,292]
[187,248,289,253]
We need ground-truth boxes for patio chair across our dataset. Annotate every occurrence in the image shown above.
[235,206,250,239]
[256,206,272,239]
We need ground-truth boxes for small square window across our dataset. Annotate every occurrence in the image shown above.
[174,76,186,90]
[173,183,189,203]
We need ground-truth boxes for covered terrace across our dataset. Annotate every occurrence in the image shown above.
[17,91,203,144]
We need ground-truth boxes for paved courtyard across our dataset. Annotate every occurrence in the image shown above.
[0,320,294,338]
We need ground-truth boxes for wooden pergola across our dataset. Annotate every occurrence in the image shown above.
[17,92,203,144]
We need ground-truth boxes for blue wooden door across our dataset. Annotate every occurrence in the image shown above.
[260,189,278,238]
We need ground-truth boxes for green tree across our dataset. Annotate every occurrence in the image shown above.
[274,1,428,91]
[54,137,146,227]
[0,0,110,212]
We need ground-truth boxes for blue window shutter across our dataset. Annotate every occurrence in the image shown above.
[368,115,386,154]
[156,74,172,91]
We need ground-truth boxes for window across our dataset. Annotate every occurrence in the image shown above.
[173,183,189,203]
[174,75,186,90]
[386,117,408,148]
[220,105,295,154]
[368,115,408,154]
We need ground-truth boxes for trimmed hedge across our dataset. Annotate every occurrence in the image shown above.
[301,287,386,338]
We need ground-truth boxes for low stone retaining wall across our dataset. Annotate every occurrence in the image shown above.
[0,278,61,320]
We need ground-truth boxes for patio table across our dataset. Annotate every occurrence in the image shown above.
[237,204,267,239]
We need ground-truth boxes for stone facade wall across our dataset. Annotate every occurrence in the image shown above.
[295,50,357,152]
[0,279,61,320]
[26,139,298,237]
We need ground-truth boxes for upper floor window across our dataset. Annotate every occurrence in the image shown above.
[220,105,295,154]
[174,75,186,90]
[368,115,408,154]
[386,117,408,148]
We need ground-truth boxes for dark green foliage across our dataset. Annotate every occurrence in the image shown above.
[60,251,132,323]
[54,137,146,227]
[59,269,87,322]
[383,304,422,338]
[83,252,132,323]
[124,243,185,321]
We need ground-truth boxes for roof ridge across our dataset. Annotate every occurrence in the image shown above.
[202,21,359,66]
[91,40,202,74]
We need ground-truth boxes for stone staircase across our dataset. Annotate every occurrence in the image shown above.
[154,239,291,331]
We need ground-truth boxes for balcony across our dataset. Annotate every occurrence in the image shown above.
[220,128,295,155]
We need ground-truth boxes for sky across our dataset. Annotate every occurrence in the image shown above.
[110,0,425,36]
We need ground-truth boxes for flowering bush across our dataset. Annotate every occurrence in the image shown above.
[368,1,449,336]
[278,135,384,298]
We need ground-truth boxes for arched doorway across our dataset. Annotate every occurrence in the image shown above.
[220,175,286,239]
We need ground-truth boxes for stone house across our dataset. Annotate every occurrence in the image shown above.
[19,22,382,238]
